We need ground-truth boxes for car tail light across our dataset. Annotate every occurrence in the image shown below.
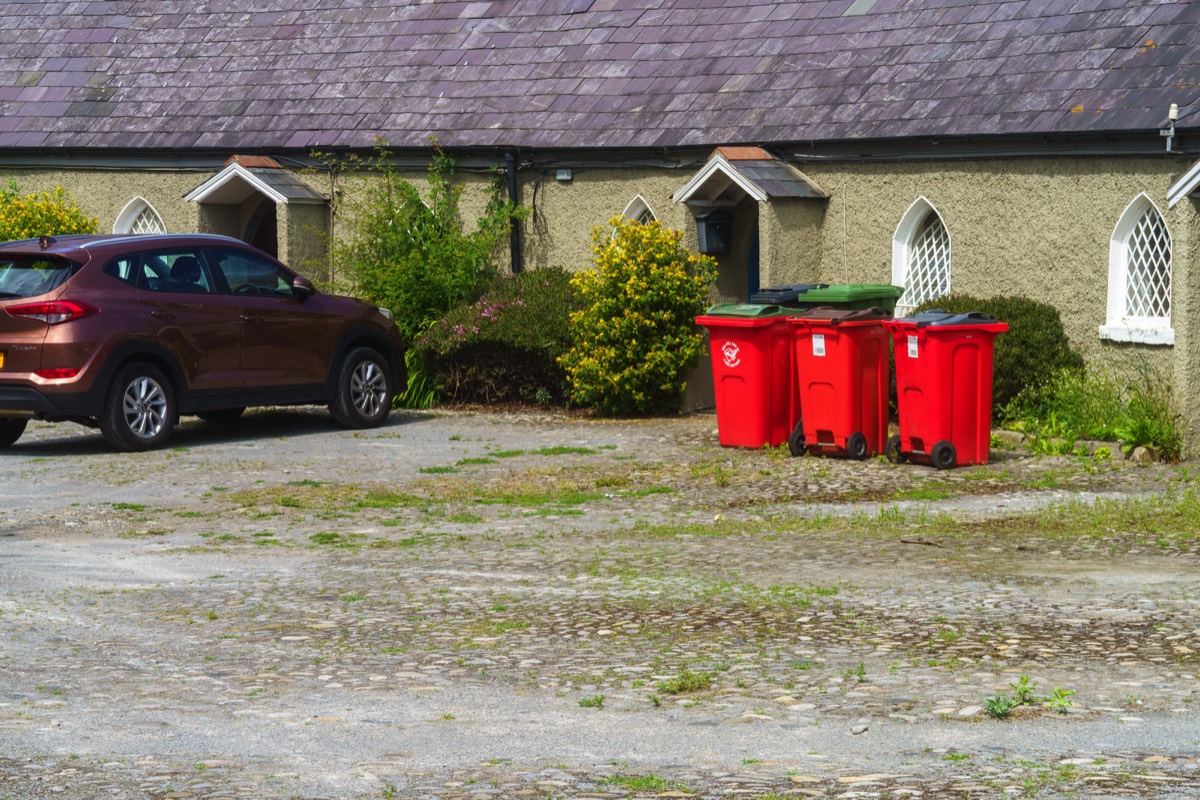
[5,300,97,325]
[34,368,81,380]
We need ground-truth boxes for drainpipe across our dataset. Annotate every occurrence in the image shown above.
[506,149,523,273]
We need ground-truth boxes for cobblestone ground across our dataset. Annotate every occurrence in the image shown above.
[1,409,1198,799]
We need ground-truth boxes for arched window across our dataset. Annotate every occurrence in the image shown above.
[621,195,657,224]
[1101,194,1173,344]
[897,196,950,316]
[113,197,166,235]
[892,198,950,315]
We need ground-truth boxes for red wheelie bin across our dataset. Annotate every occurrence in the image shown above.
[695,304,799,448]
[787,307,890,459]
[883,311,1009,469]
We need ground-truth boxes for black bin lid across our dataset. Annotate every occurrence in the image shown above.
[750,283,828,304]
[901,310,997,327]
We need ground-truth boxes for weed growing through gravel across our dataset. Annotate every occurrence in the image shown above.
[985,693,1018,719]
[600,773,691,793]
[1009,674,1037,704]
[1047,687,1075,713]
[656,670,712,695]
[578,694,604,708]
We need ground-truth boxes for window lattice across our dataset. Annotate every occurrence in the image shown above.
[1124,207,1171,320]
[898,211,950,313]
[635,207,656,224]
[129,205,165,235]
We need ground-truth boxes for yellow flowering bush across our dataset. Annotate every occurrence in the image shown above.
[560,216,716,414]
[0,181,99,241]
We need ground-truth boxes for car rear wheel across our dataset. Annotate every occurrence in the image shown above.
[0,418,28,448]
[329,347,392,429]
[101,363,176,451]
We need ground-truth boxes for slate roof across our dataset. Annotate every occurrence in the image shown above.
[1,0,1198,152]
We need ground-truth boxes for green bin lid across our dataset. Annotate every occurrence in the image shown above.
[798,284,904,303]
[702,303,791,317]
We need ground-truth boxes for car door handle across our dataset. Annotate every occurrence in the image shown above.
[150,310,175,320]
[239,314,261,323]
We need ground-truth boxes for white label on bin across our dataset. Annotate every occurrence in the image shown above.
[907,334,919,359]
[721,341,741,368]
[812,334,826,357]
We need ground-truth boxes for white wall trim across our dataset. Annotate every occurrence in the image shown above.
[184,162,289,205]
[1167,158,1200,208]
[113,196,165,234]
[891,196,950,311]
[621,194,656,222]
[1098,323,1175,345]
[671,154,768,204]
[1105,192,1172,342]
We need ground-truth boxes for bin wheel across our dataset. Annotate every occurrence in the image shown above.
[847,432,868,460]
[885,434,905,464]
[787,421,806,457]
[931,440,957,470]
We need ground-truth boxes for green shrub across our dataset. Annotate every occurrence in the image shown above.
[910,294,1084,419]
[0,181,98,240]
[327,139,524,344]
[415,268,581,404]
[1117,365,1183,462]
[559,217,716,415]
[1005,363,1183,462]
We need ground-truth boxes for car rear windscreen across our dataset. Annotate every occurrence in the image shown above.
[0,255,77,299]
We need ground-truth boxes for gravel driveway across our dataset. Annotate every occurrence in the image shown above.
[1,408,1198,799]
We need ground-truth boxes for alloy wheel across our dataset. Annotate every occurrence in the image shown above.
[350,359,387,419]
[122,376,168,439]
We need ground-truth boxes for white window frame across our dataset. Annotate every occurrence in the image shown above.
[1100,193,1174,345]
[621,194,657,224]
[113,197,166,235]
[892,197,950,315]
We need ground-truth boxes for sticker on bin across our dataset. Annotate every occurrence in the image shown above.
[721,341,741,368]
[812,334,826,357]
[907,335,919,359]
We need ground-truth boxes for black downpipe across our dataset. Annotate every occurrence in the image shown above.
[506,149,522,273]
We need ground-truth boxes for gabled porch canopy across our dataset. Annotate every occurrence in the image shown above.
[184,155,326,205]
[672,146,827,206]
[1168,158,1200,207]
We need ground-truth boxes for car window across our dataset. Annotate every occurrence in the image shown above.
[140,250,214,294]
[0,255,77,299]
[102,254,143,287]
[208,248,295,297]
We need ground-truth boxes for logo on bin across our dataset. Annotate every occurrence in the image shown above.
[721,341,741,368]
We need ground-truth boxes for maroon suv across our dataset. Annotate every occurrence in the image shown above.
[0,233,404,450]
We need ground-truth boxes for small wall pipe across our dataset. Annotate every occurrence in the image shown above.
[507,149,522,273]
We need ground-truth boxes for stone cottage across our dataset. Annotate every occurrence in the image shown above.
[2,1,1200,445]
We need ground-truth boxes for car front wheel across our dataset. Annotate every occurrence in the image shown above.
[329,347,392,429]
[100,363,176,451]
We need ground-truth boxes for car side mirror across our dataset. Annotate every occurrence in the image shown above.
[291,276,315,299]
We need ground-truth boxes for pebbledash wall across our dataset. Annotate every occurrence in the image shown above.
[4,154,1196,452]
